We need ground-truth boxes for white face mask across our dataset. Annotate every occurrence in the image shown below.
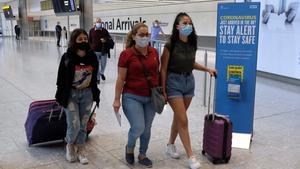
[135,36,150,48]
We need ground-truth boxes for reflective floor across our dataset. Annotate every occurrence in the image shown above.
[0,38,299,169]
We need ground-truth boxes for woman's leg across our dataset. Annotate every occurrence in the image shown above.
[168,97,193,145]
[64,90,80,162]
[76,89,93,145]
[168,97,193,158]
[122,94,145,152]
[74,89,93,164]
[139,101,156,156]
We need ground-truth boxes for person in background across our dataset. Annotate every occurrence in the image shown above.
[62,26,68,47]
[55,28,100,165]
[55,22,62,47]
[150,20,165,53]
[113,23,160,168]
[160,12,217,169]
[89,18,112,82]
[14,24,21,40]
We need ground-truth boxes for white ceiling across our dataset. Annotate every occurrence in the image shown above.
[93,0,225,12]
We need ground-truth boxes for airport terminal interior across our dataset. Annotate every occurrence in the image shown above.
[0,0,300,169]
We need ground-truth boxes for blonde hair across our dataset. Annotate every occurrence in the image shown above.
[126,23,148,48]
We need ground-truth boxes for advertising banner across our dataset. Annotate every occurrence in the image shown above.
[215,2,260,148]
[236,0,300,80]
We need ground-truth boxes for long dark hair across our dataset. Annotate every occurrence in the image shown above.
[169,12,197,53]
[126,23,148,48]
[68,28,89,52]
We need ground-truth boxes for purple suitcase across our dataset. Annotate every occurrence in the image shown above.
[25,100,67,146]
[202,75,232,164]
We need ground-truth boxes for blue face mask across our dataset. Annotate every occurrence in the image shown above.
[96,23,102,29]
[179,24,193,36]
[135,36,150,48]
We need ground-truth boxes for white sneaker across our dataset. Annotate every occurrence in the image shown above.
[78,153,89,164]
[188,156,201,169]
[166,144,180,159]
[77,146,89,165]
[66,144,76,162]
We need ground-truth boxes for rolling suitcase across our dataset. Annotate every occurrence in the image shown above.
[202,75,233,164]
[25,99,67,146]
[25,99,97,145]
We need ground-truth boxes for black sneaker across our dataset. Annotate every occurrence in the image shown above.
[101,74,106,81]
[138,157,153,168]
[97,80,100,84]
[125,146,134,165]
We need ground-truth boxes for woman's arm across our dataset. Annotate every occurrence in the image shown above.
[193,62,217,76]
[113,67,127,112]
[160,46,170,100]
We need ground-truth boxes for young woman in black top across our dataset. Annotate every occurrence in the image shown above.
[160,12,217,169]
[55,28,100,164]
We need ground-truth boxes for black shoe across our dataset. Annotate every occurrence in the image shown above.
[125,146,134,165]
[97,80,100,84]
[138,157,153,168]
[101,74,106,81]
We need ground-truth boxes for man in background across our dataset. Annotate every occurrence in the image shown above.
[89,18,112,82]
[55,22,62,47]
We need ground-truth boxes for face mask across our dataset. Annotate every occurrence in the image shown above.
[154,23,158,27]
[135,36,150,48]
[179,24,193,36]
[75,42,90,51]
[96,23,102,29]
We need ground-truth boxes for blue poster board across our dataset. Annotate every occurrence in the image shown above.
[215,2,260,134]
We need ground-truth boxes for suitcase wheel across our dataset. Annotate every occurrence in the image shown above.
[201,150,205,155]
[225,156,231,163]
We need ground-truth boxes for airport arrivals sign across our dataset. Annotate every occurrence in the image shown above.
[215,2,260,149]
[102,17,146,31]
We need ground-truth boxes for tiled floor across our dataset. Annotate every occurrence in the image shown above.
[0,38,299,169]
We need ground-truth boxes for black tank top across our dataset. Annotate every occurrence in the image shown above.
[165,40,196,73]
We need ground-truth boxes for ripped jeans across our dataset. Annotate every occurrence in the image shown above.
[64,88,93,145]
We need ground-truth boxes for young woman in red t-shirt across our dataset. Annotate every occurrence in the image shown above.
[113,23,159,168]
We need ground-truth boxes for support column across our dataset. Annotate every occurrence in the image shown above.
[18,0,29,39]
[79,0,93,32]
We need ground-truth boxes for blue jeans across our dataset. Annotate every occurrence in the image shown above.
[95,52,107,79]
[64,88,93,145]
[122,93,156,155]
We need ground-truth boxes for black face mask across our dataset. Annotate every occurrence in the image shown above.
[75,42,90,51]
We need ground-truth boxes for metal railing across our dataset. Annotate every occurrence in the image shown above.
[18,31,215,106]
[109,34,216,107]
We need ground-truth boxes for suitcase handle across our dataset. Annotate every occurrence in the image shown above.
[207,74,216,120]
[48,103,64,122]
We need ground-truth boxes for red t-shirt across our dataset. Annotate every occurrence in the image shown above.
[118,47,159,96]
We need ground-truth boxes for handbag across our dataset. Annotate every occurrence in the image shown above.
[150,86,165,114]
[136,53,165,114]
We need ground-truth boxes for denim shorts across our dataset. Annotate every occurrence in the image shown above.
[166,72,195,98]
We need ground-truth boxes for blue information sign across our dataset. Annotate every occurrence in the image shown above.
[215,2,260,134]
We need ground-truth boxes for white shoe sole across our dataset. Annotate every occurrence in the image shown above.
[165,151,180,159]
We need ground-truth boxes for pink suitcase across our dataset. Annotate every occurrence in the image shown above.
[202,75,232,164]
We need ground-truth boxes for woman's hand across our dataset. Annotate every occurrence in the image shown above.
[208,68,217,77]
[113,99,121,113]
